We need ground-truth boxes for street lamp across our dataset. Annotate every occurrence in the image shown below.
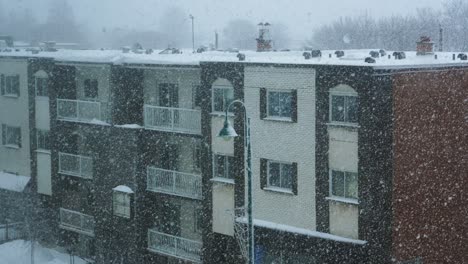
[218,100,254,264]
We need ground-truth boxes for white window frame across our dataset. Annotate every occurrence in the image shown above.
[329,169,359,201]
[2,75,20,97]
[211,85,234,114]
[266,89,293,120]
[212,153,235,182]
[35,77,49,98]
[267,160,293,191]
[113,191,131,218]
[329,92,359,125]
[1,124,21,148]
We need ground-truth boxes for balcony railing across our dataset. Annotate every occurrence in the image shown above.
[59,208,95,236]
[144,105,201,134]
[57,99,108,124]
[147,229,202,263]
[147,167,202,200]
[59,152,93,179]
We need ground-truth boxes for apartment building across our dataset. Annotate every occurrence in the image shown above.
[0,48,466,264]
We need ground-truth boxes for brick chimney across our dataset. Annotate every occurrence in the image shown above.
[416,36,434,55]
[256,22,272,52]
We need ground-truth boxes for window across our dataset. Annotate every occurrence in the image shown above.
[260,88,297,122]
[330,94,358,123]
[113,191,131,218]
[212,85,234,113]
[213,154,235,180]
[260,159,298,194]
[192,141,202,173]
[84,79,98,99]
[0,74,20,96]
[268,161,293,190]
[36,129,50,150]
[330,170,358,200]
[1,124,21,147]
[193,208,203,233]
[268,91,292,118]
[35,77,48,97]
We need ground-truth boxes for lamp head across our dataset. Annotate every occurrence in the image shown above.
[218,118,238,141]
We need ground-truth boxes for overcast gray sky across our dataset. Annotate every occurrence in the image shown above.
[3,0,446,46]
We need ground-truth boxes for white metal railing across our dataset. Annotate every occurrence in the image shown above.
[147,229,202,263]
[147,167,202,200]
[59,208,95,236]
[144,105,201,134]
[59,152,93,179]
[57,99,107,123]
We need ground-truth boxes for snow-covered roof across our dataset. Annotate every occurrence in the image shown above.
[112,185,134,194]
[237,217,367,245]
[1,48,468,70]
[0,171,30,192]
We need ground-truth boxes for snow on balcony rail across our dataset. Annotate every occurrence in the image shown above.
[59,208,95,237]
[57,99,109,124]
[58,152,93,179]
[144,105,201,134]
[147,167,202,200]
[0,171,30,192]
[147,229,202,263]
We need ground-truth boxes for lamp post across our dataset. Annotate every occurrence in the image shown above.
[189,14,195,53]
[218,100,254,264]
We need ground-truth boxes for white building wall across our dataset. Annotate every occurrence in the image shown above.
[0,58,31,177]
[36,152,52,195]
[243,66,317,230]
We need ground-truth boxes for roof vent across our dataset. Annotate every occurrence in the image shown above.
[311,50,322,58]
[457,53,467,60]
[379,49,386,57]
[122,46,130,53]
[237,53,246,61]
[145,49,153,54]
[369,51,380,58]
[335,50,345,58]
[365,57,376,63]
[159,48,181,54]
[416,36,434,56]
[303,52,311,60]
[393,51,406,60]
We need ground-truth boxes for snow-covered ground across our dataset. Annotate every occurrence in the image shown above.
[0,240,86,264]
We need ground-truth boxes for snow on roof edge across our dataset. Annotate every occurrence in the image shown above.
[0,171,31,192]
[113,185,134,194]
[237,217,367,245]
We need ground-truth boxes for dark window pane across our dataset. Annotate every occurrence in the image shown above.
[345,172,358,199]
[213,88,225,112]
[346,96,358,123]
[215,155,226,178]
[268,162,280,187]
[331,96,345,122]
[280,163,293,189]
[332,170,345,197]
[268,91,280,116]
[84,79,98,98]
[279,92,292,118]
[227,156,236,179]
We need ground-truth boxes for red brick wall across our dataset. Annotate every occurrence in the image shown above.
[392,69,468,264]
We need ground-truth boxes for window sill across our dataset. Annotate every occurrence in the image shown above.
[326,196,359,205]
[3,144,20,149]
[263,187,294,195]
[326,122,360,129]
[210,112,235,117]
[262,117,294,123]
[2,94,19,99]
[35,149,51,155]
[210,177,235,185]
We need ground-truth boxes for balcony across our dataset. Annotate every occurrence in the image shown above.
[147,229,202,263]
[57,99,108,124]
[144,105,201,134]
[59,208,95,236]
[58,152,93,179]
[147,167,202,200]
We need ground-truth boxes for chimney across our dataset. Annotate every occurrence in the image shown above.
[256,22,272,52]
[416,36,434,56]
